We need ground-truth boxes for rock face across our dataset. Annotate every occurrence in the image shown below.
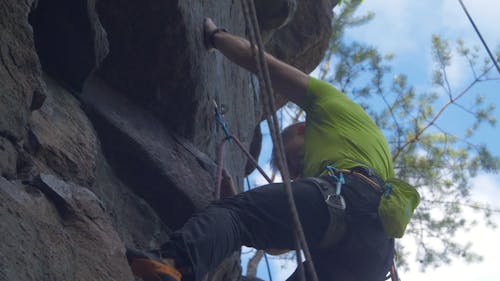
[0,176,132,281]
[28,74,98,186]
[0,0,338,280]
[0,0,45,141]
[266,0,339,73]
[29,0,109,91]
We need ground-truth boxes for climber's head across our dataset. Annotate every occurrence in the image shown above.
[270,122,305,180]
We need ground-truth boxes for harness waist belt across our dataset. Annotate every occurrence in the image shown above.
[344,166,384,193]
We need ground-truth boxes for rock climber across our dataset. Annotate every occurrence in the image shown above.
[126,17,419,281]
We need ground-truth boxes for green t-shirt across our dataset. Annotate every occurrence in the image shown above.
[298,77,394,180]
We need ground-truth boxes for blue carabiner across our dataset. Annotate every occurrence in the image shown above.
[214,101,232,140]
[326,165,338,181]
[326,165,344,195]
[336,172,344,195]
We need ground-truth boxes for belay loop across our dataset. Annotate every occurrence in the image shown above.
[325,166,346,210]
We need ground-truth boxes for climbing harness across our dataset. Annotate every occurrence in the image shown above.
[309,166,404,280]
[306,165,386,250]
[303,176,346,249]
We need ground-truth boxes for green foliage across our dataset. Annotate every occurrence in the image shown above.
[315,0,500,271]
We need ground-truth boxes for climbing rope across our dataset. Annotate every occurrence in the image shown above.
[458,0,500,74]
[240,1,319,281]
[390,257,399,281]
[213,101,273,199]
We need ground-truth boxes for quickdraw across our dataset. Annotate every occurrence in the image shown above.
[325,165,346,210]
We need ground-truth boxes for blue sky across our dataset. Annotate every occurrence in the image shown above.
[345,0,500,155]
[242,0,500,280]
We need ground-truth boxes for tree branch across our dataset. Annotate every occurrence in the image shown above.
[392,66,494,160]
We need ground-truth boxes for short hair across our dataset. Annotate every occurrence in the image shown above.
[270,122,305,172]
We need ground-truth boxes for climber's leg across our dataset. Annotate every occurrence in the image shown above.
[160,178,332,281]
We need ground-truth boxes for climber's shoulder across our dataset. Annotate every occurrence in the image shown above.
[267,56,309,105]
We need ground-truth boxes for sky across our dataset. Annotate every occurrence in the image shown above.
[242,0,500,280]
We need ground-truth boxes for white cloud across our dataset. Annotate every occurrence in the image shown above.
[343,0,500,91]
[344,1,426,54]
[402,217,500,281]
[441,0,500,44]
[270,258,297,281]
[471,173,500,206]
[402,173,500,281]
[437,0,500,87]
[443,47,470,88]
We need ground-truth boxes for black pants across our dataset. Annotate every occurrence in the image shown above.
[161,174,394,281]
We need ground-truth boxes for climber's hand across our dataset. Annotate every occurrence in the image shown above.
[204,18,218,34]
[202,17,308,105]
[203,18,219,50]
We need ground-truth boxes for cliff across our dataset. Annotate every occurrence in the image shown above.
[0,0,338,280]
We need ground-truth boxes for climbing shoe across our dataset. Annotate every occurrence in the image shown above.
[126,248,182,281]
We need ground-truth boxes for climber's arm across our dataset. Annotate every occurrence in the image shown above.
[205,18,308,106]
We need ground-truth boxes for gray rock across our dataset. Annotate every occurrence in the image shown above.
[0,137,17,179]
[96,0,200,134]
[0,175,133,281]
[266,0,339,73]
[29,74,98,186]
[81,76,214,230]
[30,89,47,111]
[0,0,45,141]
[96,0,261,166]
[29,0,108,91]
[91,149,171,249]
[255,0,297,40]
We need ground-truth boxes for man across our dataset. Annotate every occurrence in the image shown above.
[127,18,408,281]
